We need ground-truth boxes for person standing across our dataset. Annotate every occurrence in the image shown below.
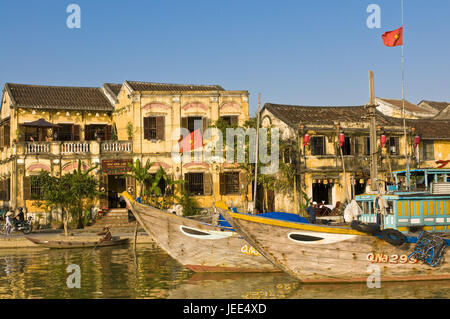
[4,211,14,237]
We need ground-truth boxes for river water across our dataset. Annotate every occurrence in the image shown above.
[0,243,449,299]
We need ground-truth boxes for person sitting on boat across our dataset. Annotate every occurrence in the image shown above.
[306,202,317,224]
[97,226,112,242]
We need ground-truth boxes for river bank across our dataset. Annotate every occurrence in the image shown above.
[0,228,153,249]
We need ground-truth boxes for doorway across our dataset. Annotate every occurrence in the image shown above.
[107,175,126,208]
[312,182,332,205]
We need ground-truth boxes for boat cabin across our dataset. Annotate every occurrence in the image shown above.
[355,169,450,234]
[392,168,450,192]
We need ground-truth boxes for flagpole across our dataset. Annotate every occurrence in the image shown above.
[401,0,411,189]
[253,93,260,214]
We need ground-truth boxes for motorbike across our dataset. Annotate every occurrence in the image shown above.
[14,216,33,234]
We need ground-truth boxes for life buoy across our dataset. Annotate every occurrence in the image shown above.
[381,228,406,246]
[350,220,381,235]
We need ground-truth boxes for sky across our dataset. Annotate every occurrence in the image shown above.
[0,0,449,116]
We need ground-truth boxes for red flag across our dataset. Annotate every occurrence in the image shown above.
[382,27,403,47]
[178,129,203,153]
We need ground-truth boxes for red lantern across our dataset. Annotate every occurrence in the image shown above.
[414,135,420,149]
[380,134,387,148]
[339,133,345,147]
[303,133,310,147]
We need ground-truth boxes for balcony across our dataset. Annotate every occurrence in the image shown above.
[61,142,90,154]
[17,140,133,156]
[26,142,50,154]
[101,141,132,153]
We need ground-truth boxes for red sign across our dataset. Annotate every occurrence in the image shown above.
[102,159,132,175]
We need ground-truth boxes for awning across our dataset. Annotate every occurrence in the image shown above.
[21,118,60,128]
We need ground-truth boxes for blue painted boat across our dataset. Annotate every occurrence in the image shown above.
[355,168,450,234]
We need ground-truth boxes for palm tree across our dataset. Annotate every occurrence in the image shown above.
[157,167,185,209]
[124,159,154,202]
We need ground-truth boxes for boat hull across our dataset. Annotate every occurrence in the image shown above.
[26,237,129,249]
[219,209,450,283]
[121,193,278,273]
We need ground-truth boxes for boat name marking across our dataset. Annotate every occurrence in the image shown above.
[241,244,261,256]
[367,253,418,264]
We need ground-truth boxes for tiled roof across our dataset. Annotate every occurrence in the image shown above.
[406,119,450,139]
[125,81,225,92]
[420,100,449,112]
[264,103,450,139]
[263,103,401,127]
[5,83,114,112]
[103,83,122,98]
[377,98,430,114]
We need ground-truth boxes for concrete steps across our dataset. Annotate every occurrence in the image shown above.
[88,208,136,230]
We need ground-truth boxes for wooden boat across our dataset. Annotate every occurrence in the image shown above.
[121,191,279,273]
[26,236,129,249]
[217,204,450,283]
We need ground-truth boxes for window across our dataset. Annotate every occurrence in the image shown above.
[143,116,165,140]
[220,116,238,126]
[0,178,10,201]
[0,122,10,148]
[364,137,371,156]
[144,117,156,139]
[341,137,352,156]
[220,172,240,195]
[185,173,204,195]
[422,140,434,160]
[310,136,325,156]
[30,176,43,200]
[185,172,212,195]
[57,124,80,141]
[188,117,202,133]
[85,125,111,141]
[388,137,400,155]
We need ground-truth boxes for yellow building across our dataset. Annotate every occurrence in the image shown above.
[261,103,417,213]
[0,81,250,217]
[406,118,450,169]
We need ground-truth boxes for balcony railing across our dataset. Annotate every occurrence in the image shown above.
[21,140,133,155]
[102,141,132,153]
[26,142,50,154]
[61,142,90,154]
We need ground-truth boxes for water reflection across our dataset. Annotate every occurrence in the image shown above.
[0,244,448,299]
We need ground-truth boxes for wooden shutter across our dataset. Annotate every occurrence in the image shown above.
[203,173,212,195]
[181,117,188,132]
[0,125,4,148]
[219,173,226,195]
[104,125,112,141]
[202,117,210,132]
[85,125,92,140]
[4,124,10,147]
[143,117,150,140]
[23,176,31,200]
[73,125,80,141]
[6,178,10,201]
[156,116,165,140]
[239,171,246,195]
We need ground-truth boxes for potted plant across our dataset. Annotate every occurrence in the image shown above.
[126,122,133,140]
